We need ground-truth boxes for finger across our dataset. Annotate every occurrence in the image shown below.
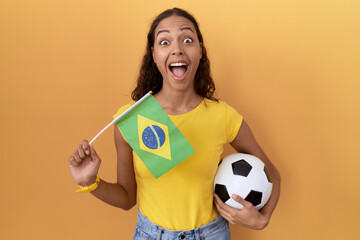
[82,139,90,155]
[213,194,226,211]
[232,194,253,209]
[214,195,234,222]
[214,194,226,209]
[68,156,79,166]
[73,150,82,164]
[214,194,233,211]
[214,194,233,214]
[219,212,234,225]
[77,144,86,158]
[90,145,101,164]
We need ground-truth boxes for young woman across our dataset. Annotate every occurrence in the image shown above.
[68,8,281,240]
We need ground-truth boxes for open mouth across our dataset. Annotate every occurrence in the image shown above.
[169,62,188,79]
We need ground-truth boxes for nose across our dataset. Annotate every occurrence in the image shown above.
[171,41,183,56]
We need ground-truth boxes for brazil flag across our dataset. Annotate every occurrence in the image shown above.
[115,95,195,178]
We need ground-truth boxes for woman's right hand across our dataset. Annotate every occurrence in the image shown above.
[68,139,102,187]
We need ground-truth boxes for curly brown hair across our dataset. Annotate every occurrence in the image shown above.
[131,8,217,101]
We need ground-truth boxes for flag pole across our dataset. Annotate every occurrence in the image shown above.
[89,91,153,145]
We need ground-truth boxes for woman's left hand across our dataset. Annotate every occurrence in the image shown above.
[214,193,269,230]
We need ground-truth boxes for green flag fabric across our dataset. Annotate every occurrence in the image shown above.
[115,95,195,178]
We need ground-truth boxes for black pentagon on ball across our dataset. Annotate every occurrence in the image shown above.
[245,190,263,207]
[232,159,252,177]
[215,184,230,203]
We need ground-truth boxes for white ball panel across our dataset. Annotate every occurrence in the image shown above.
[214,172,231,187]
[262,182,273,206]
[225,197,244,209]
[247,169,269,192]
[214,163,232,187]
[214,159,233,182]
[256,202,265,210]
[226,176,251,209]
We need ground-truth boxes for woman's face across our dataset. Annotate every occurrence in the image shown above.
[152,15,202,93]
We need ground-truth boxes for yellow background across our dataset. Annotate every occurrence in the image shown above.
[1,0,359,239]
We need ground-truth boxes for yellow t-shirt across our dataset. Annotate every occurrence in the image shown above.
[113,98,243,230]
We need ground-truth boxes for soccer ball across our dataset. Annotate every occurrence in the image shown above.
[214,153,272,210]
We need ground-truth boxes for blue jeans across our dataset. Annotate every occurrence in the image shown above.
[133,209,231,240]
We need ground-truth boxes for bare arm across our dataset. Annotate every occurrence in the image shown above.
[68,126,137,210]
[214,120,281,229]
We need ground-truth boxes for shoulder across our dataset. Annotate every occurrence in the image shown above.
[201,98,243,142]
[201,98,243,123]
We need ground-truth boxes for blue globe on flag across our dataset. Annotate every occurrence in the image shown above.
[142,125,166,149]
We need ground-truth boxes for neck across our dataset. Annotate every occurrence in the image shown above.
[154,89,203,115]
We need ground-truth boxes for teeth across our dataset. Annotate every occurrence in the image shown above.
[170,62,187,67]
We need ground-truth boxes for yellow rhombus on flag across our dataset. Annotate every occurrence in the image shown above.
[137,115,172,160]
[115,95,195,178]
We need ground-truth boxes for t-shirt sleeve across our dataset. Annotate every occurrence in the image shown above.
[113,102,134,120]
[112,102,135,141]
[224,102,243,142]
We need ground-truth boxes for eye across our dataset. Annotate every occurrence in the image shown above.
[183,38,193,43]
[160,40,170,45]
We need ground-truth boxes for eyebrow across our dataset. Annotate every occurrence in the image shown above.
[156,27,194,37]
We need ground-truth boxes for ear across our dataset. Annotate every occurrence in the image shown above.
[151,47,156,63]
